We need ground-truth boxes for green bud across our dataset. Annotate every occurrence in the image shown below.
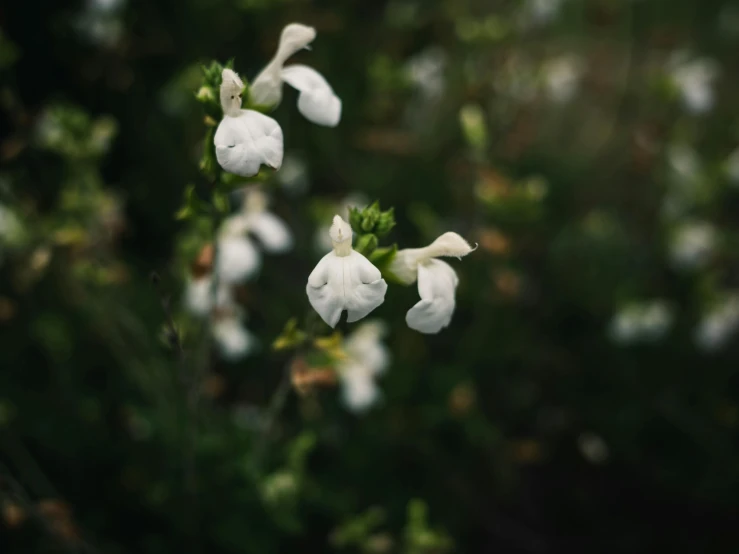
[195,86,215,103]
[348,206,362,230]
[375,207,396,237]
[354,233,378,257]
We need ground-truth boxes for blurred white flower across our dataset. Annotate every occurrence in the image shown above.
[184,276,234,317]
[695,295,739,352]
[338,320,390,412]
[669,54,719,114]
[212,315,257,360]
[577,432,609,464]
[725,147,739,185]
[75,0,126,47]
[523,0,564,26]
[214,69,284,177]
[250,23,342,127]
[0,204,21,243]
[667,144,701,182]
[405,47,446,99]
[609,300,673,345]
[542,55,582,103]
[277,154,310,195]
[216,188,293,284]
[306,215,387,328]
[389,233,475,334]
[669,221,716,270]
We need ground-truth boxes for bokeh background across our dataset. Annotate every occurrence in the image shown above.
[2,0,739,552]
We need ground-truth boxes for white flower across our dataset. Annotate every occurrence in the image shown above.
[212,315,257,360]
[214,69,284,176]
[216,188,293,284]
[669,221,716,270]
[725,147,739,185]
[523,0,563,26]
[542,55,582,103]
[0,204,22,244]
[405,47,446,99]
[389,232,475,334]
[609,300,673,345]
[185,276,234,317]
[695,295,739,352]
[277,154,309,195]
[338,320,390,412]
[250,23,342,127]
[669,54,719,114]
[306,215,387,327]
[577,433,609,464]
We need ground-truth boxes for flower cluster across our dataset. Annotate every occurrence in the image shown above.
[201,23,475,339]
[213,23,341,177]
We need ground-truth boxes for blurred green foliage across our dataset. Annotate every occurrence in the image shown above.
[2,0,739,553]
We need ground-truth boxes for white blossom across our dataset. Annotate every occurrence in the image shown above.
[212,315,257,360]
[577,432,609,464]
[522,0,564,26]
[277,154,309,195]
[184,276,234,317]
[405,47,446,99]
[669,221,716,270]
[389,232,475,334]
[695,295,739,352]
[214,69,284,176]
[307,215,387,327]
[726,147,739,185]
[250,23,342,127]
[542,55,582,103]
[669,54,719,114]
[338,320,390,412]
[216,188,293,284]
[609,300,673,345]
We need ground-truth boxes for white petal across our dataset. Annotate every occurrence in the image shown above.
[213,317,257,360]
[214,110,283,176]
[220,69,245,116]
[276,23,316,62]
[389,232,474,284]
[306,251,387,327]
[246,212,293,253]
[250,23,316,107]
[281,65,342,127]
[406,259,459,334]
[341,371,380,412]
[216,236,261,284]
[345,321,389,376]
[185,277,234,317]
[329,214,351,244]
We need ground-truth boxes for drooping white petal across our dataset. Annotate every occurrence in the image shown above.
[250,23,316,107]
[340,369,380,412]
[281,65,342,127]
[307,250,387,327]
[216,236,261,284]
[213,316,257,360]
[406,259,459,334]
[246,212,293,253]
[390,232,474,284]
[214,110,284,176]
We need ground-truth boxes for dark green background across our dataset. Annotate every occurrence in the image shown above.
[1,0,739,553]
